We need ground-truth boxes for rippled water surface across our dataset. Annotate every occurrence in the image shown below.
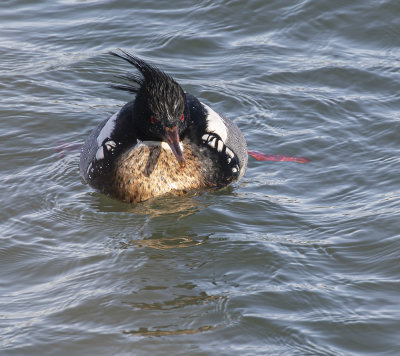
[1,0,400,355]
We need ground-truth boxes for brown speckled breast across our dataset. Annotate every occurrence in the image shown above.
[107,141,220,203]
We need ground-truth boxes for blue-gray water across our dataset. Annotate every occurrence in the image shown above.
[1,0,400,355]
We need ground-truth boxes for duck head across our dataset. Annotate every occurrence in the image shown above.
[110,50,188,168]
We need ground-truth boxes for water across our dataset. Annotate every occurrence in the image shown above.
[1,0,400,355]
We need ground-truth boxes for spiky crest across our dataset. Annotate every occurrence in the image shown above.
[109,50,173,94]
[109,49,185,125]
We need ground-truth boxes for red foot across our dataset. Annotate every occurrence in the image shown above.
[248,150,310,164]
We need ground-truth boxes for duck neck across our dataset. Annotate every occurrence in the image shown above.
[132,91,155,142]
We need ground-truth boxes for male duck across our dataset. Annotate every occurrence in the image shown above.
[80,50,248,203]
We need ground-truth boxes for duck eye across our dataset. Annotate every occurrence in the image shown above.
[150,116,156,123]
[180,114,184,122]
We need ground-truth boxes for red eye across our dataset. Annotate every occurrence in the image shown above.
[150,116,156,123]
[180,114,184,122]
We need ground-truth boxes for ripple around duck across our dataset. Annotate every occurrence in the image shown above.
[2,0,400,354]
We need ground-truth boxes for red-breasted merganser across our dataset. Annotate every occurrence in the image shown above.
[80,50,248,203]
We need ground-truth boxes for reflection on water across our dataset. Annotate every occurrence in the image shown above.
[122,325,217,337]
[129,234,209,250]
[130,194,205,218]
[130,292,222,310]
[90,189,206,217]
[122,290,222,337]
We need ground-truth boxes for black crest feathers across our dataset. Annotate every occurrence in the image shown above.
[109,50,175,95]
[109,50,186,122]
